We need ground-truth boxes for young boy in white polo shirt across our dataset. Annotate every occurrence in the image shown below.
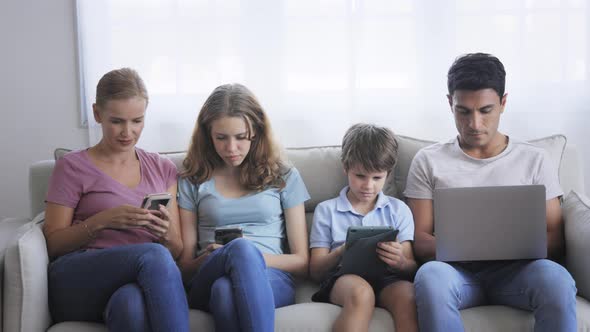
[309,123,418,332]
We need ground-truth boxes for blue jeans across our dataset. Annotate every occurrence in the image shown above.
[186,238,295,332]
[49,243,189,332]
[414,259,577,332]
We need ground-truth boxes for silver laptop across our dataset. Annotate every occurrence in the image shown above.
[434,185,546,262]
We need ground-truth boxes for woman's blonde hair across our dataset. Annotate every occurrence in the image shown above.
[95,68,148,107]
[181,83,286,190]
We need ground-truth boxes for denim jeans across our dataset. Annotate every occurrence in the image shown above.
[186,238,295,332]
[48,243,189,332]
[414,259,577,332]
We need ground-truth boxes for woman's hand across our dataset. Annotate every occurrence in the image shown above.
[146,204,172,239]
[94,204,153,230]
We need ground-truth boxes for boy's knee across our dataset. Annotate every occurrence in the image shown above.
[335,275,375,307]
[349,284,375,307]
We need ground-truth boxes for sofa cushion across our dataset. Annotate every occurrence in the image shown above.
[528,134,567,179]
[160,151,186,170]
[564,190,590,299]
[53,148,71,160]
[52,133,566,205]
[3,214,51,332]
[0,217,32,331]
[387,135,436,199]
[286,146,347,212]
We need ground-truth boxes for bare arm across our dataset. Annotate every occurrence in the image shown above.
[177,208,217,283]
[43,202,154,259]
[43,203,95,259]
[153,183,183,259]
[309,245,345,282]
[407,198,436,263]
[546,197,564,259]
[263,203,309,277]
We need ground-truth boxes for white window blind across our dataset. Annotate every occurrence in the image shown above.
[77,0,589,156]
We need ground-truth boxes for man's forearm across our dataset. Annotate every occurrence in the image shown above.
[547,227,565,260]
[414,232,436,263]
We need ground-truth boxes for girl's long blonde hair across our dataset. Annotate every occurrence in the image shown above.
[181,84,286,190]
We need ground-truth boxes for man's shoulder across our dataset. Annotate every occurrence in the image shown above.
[504,139,551,166]
[413,139,456,160]
[510,139,547,154]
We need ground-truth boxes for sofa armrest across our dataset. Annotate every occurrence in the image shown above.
[563,191,590,301]
[3,217,51,332]
[29,160,54,219]
[0,217,32,332]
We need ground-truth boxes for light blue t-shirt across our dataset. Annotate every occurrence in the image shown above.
[310,186,414,251]
[178,167,310,256]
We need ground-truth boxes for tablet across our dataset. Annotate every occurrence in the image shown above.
[339,226,399,278]
[345,226,398,249]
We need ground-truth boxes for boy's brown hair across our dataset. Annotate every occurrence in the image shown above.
[341,123,398,173]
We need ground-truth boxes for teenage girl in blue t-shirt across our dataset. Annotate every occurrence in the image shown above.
[177,83,310,332]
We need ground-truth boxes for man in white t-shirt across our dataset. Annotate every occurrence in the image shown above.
[404,53,577,332]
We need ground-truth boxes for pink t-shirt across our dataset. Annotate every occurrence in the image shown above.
[46,148,177,250]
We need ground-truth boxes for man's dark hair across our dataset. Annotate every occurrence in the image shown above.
[447,53,506,98]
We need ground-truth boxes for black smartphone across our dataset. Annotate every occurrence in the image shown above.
[214,228,243,245]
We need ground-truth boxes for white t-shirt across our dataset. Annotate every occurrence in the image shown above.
[404,136,563,200]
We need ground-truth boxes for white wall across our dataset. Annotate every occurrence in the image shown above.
[0,0,87,219]
[0,0,588,220]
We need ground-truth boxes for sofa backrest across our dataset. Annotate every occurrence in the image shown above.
[29,135,585,228]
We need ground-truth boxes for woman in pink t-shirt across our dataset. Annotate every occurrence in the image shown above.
[43,68,189,332]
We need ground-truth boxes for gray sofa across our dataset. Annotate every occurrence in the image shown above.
[2,134,590,331]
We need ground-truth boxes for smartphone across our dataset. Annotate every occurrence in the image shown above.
[141,193,172,210]
[214,228,243,245]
